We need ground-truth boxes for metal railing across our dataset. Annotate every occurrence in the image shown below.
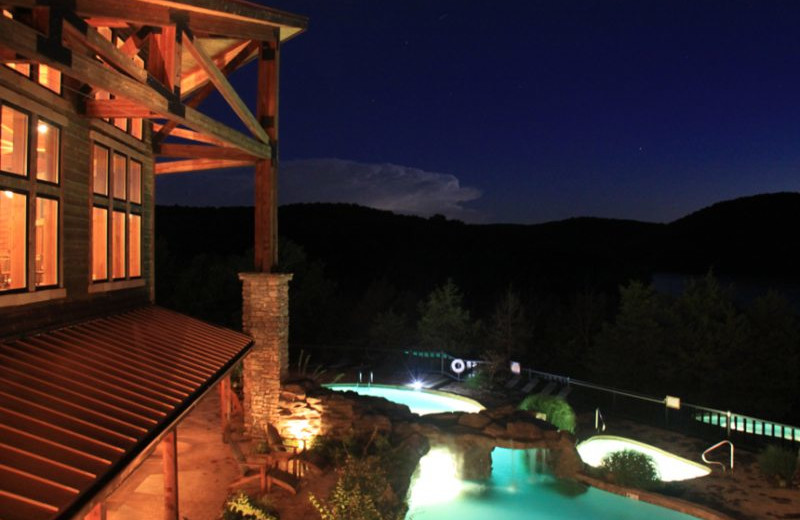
[702,440,734,473]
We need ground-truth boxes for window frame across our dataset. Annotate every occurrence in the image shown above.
[90,137,144,286]
[0,96,63,296]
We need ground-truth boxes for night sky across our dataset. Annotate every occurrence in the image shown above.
[156,0,800,223]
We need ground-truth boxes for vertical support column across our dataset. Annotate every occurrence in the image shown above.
[162,429,179,520]
[84,502,106,520]
[254,34,280,272]
[219,376,231,442]
[239,272,292,435]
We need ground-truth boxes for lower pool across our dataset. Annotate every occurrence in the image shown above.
[577,435,711,482]
[327,384,701,520]
[407,447,700,520]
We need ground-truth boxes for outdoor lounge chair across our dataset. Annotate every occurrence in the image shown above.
[521,377,540,394]
[538,381,556,396]
[505,375,521,389]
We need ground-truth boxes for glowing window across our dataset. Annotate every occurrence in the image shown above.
[34,197,57,287]
[112,210,125,279]
[112,153,126,200]
[2,11,30,77]
[1,105,28,176]
[37,65,61,94]
[130,118,143,140]
[113,115,127,132]
[36,119,59,183]
[0,189,27,291]
[129,160,141,204]
[92,206,107,281]
[129,214,141,278]
[92,144,109,195]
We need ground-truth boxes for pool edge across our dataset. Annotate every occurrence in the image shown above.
[324,383,486,411]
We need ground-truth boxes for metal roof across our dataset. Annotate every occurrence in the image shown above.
[0,306,253,520]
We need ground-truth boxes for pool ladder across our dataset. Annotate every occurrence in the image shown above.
[357,371,373,387]
[594,408,606,433]
[702,440,734,474]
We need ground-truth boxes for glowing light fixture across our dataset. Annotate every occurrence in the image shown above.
[37,122,49,134]
[407,448,462,507]
[3,190,13,199]
[410,380,424,390]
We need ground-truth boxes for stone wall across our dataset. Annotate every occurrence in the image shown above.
[239,272,292,435]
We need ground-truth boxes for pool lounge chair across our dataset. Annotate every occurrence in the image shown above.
[520,377,540,394]
[505,375,521,389]
[555,385,572,399]
[538,381,556,396]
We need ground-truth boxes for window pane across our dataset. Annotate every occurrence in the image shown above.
[36,120,59,183]
[129,214,141,278]
[113,116,127,132]
[112,153,126,199]
[93,144,109,195]
[1,105,28,176]
[92,206,107,281]
[112,210,125,279]
[130,118,143,140]
[2,11,31,77]
[38,65,61,94]
[129,160,141,204]
[35,197,57,287]
[0,189,26,291]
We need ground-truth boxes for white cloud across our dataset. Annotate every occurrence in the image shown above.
[156,158,483,221]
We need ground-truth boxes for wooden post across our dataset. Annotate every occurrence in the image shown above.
[162,429,179,520]
[219,376,231,442]
[84,502,106,520]
[254,34,279,272]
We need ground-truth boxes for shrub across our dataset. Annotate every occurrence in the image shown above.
[518,394,576,433]
[758,445,798,485]
[222,492,277,520]
[601,450,660,490]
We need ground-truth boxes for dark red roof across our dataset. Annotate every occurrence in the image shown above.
[0,306,252,520]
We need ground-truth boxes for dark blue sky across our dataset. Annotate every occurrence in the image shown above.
[158,0,800,223]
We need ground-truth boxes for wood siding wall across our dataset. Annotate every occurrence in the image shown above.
[0,67,153,339]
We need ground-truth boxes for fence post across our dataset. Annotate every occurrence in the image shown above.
[726,411,731,438]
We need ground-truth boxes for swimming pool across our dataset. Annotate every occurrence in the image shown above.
[407,447,701,520]
[328,384,702,520]
[325,383,484,415]
[577,435,711,482]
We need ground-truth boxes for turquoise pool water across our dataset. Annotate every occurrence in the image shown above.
[407,447,700,520]
[328,384,700,520]
[325,383,484,415]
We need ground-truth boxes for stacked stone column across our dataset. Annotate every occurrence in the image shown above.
[239,272,292,435]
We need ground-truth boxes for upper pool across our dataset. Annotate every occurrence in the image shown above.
[327,384,702,520]
[325,383,484,415]
[577,435,711,482]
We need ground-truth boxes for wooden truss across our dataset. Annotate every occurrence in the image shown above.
[0,0,305,270]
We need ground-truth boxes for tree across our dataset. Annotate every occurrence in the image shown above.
[417,279,474,356]
[368,309,410,349]
[589,280,671,393]
[487,286,531,361]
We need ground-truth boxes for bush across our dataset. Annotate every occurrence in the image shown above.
[518,394,576,433]
[222,492,277,520]
[758,445,798,485]
[601,450,660,490]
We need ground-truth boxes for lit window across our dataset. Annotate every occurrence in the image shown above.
[34,197,57,287]
[36,119,59,183]
[112,153,126,200]
[129,160,141,204]
[129,214,141,278]
[92,144,109,195]
[0,189,27,291]
[92,206,107,281]
[37,65,60,94]
[112,210,125,279]
[130,118,143,140]
[2,10,30,77]
[1,105,28,176]
[113,116,127,132]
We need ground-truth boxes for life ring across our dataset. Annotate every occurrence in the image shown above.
[450,358,466,374]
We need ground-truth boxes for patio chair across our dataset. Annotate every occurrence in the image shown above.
[504,375,521,389]
[520,377,540,394]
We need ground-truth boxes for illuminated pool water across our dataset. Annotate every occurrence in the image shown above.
[327,385,701,520]
[577,435,711,482]
[407,447,701,520]
[325,383,484,415]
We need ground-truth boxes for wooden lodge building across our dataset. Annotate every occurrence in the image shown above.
[0,1,306,519]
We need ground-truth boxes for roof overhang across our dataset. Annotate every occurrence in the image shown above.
[0,306,254,520]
